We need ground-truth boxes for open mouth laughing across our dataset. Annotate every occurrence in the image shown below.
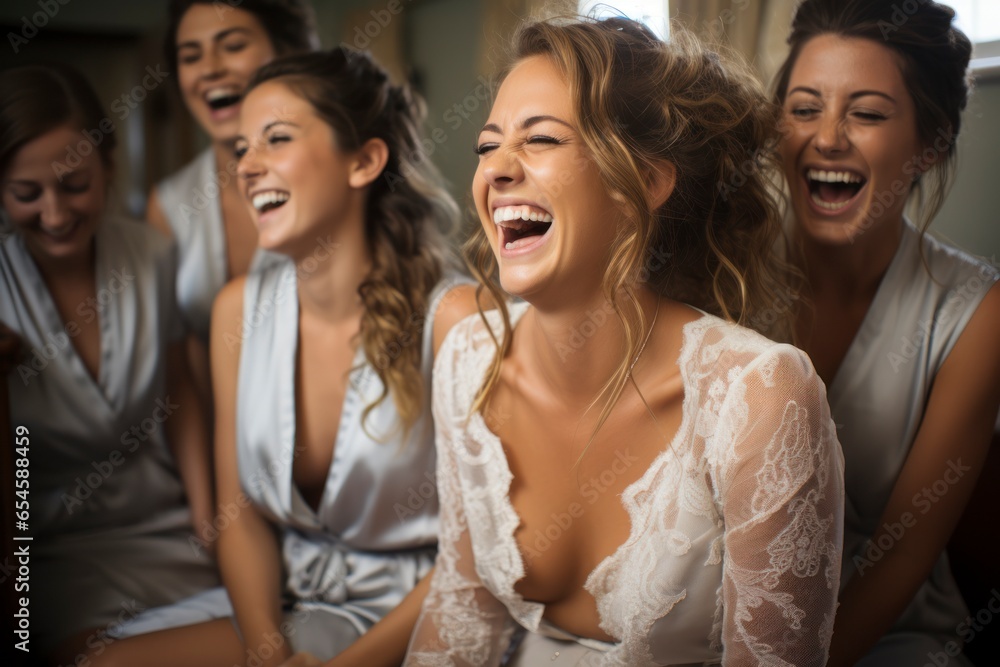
[204,88,242,119]
[250,189,290,219]
[805,168,867,213]
[493,204,553,252]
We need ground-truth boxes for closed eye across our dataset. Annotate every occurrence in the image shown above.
[853,111,886,121]
[790,107,819,119]
[11,189,40,203]
[178,48,200,65]
[63,181,90,194]
[526,135,563,145]
[474,141,499,156]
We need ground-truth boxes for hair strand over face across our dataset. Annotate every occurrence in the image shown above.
[467,16,800,449]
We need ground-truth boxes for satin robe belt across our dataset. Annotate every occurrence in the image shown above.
[282,529,435,614]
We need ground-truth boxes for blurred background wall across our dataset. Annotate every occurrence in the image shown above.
[1,0,997,261]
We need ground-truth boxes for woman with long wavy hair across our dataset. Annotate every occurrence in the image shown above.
[404,16,844,666]
[90,47,478,667]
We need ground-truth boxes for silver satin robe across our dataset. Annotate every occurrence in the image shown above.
[0,217,220,653]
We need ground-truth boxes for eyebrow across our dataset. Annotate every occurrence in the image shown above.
[480,115,574,135]
[235,120,301,144]
[787,86,897,104]
[263,120,299,133]
[177,27,252,51]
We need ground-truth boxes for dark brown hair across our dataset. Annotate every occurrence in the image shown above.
[0,62,116,177]
[773,0,972,230]
[247,48,458,433]
[164,0,320,75]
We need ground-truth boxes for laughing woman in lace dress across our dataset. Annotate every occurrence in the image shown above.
[404,17,845,667]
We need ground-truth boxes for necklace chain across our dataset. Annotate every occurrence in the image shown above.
[627,298,660,377]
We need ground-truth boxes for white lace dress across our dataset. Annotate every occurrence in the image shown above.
[405,303,845,666]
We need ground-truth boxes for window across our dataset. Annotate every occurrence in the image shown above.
[578,0,670,40]
[948,0,1000,75]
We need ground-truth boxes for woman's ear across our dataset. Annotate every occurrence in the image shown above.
[647,160,676,210]
[348,138,390,189]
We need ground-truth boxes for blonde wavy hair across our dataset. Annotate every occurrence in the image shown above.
[249,48,458,435]
[468,16,798,434]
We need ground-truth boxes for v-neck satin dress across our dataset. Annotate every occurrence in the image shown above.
[163,260,466,659]
[830,221,998,664]
[0,217,220,653]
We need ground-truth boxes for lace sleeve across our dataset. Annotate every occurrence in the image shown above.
[716,345,844,666]
[404,319,513,666]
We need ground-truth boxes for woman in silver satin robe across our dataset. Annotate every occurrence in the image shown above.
[0,63,219,664]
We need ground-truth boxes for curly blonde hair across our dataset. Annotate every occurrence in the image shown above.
[468,16,798,433]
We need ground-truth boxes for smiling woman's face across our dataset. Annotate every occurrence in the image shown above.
[2,125,106,264]
[473,55,622,301]
[235,80,362,257]
[780,34,923,246]
[176,4,276,144]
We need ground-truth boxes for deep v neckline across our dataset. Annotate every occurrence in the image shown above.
[468,302,704,638]
[19,225,114,408]
[283,282,367,523]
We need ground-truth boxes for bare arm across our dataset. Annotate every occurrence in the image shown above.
[828,283,1000,665]
[146,188,173,240]
[212,278,292,667]
[300,285,481,667]
[164,341,215,553]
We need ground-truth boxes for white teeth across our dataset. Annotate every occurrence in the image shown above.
[505,242,515,250]
[810,192,852,210]
[206,89,237,102]
[251,190,290,212]
[807,168,863,184]
[492,205,554,225]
